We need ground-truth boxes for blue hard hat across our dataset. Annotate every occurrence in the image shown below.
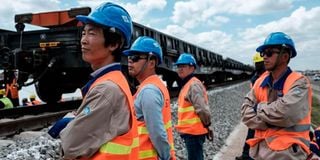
[256,32,297,58]
[175,53,197,67]
[123,36,163,65]
[76,2,133,48]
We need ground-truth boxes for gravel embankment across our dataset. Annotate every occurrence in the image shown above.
[0,81,250,160]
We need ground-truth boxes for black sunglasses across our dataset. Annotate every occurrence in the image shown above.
[260,49,281,57]
[128,55,148,62]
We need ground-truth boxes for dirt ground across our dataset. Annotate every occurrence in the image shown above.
[212,122,247,160]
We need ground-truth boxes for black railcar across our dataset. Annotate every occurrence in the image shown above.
[0,7,253,103]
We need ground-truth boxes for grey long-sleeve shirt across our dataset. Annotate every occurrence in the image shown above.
[60,81,130,159]
[241,73,310,130]
[186,80,212,127]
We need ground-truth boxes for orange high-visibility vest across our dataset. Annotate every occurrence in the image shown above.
[5,78,18,99]
[87,70,139,160]
[134,75,176,160]
[247,72,312,154]
[175,77,208,135]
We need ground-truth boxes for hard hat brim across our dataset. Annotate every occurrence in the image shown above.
[256,45,266,53]
[123,49,148,56]
[76,15,104,27]
[174,62,196,67]
[256,44,297,58]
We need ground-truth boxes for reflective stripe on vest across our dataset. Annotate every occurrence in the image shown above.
[99,137,139,154]
[175,77,208,135]
[138,143,175,160]
[87,71,139,160]
[134,75,176,160]
[247,71,312,154]
[138,121,172,134]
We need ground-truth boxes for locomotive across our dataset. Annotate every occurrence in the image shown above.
[0,7,253,103]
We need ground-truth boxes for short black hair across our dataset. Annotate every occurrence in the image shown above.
[102,27,125,62]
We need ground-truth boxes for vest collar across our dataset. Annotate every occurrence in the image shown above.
[81,63,121,96]
[179,73,194,88]
[260,67,292,90]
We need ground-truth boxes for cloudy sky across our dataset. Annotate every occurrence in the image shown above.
[1,0,319,71]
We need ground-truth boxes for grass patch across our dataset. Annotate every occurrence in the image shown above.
[312,96,320,127]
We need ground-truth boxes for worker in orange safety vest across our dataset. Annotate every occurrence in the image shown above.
[241,32,312,159]
[4,70,19,106]
[174,53,213,160]
[124,36,176,160]
[56,2,139,159]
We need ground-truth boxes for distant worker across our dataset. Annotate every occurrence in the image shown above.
[0,89,14,109]
[250,52,266,86]
[174,53,213,160]
[49,2,138,159]
[236,52,265,160]
[241,32,312,159]
[22,98,30,106]
[28,94,41,105]
[124,36,176,160]
[4,70,19,106]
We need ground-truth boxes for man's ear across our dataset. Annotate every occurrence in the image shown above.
[108,43,119,52]
[149,59,157,68]
[283,52,290,61]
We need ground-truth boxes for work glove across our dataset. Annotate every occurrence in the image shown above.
[48,112,75,138]
[206,127,213,141]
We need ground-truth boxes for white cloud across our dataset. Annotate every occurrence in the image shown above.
[162,25,232,56]
[78,0,167,24]
[234,6,320,69]
[0,0,61,31]
[123,0,167,23]
[227,0,292,15]
[161,25,190,39]
[164,4,320,70]
[207,16,230,28]
[171,0,292,29]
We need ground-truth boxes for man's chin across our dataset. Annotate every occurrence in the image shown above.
[128,71,136,77]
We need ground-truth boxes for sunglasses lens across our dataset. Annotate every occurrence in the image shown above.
[261,50,275,57]
[128,55,146,62]
[132,56,139,62]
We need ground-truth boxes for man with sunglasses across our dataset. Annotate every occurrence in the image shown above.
[123,36,176,160]
[241,32,312,159]
[174,53,213,160]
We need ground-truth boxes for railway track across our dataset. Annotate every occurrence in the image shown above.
[0,100,81,137]
[0,79,247,137]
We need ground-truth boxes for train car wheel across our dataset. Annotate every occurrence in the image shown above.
[36,79,62,103]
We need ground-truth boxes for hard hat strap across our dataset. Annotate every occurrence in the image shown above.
[270,45,286,71]
[133,53,152,78]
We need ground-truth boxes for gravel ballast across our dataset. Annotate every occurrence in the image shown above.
[0,81,250,160]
